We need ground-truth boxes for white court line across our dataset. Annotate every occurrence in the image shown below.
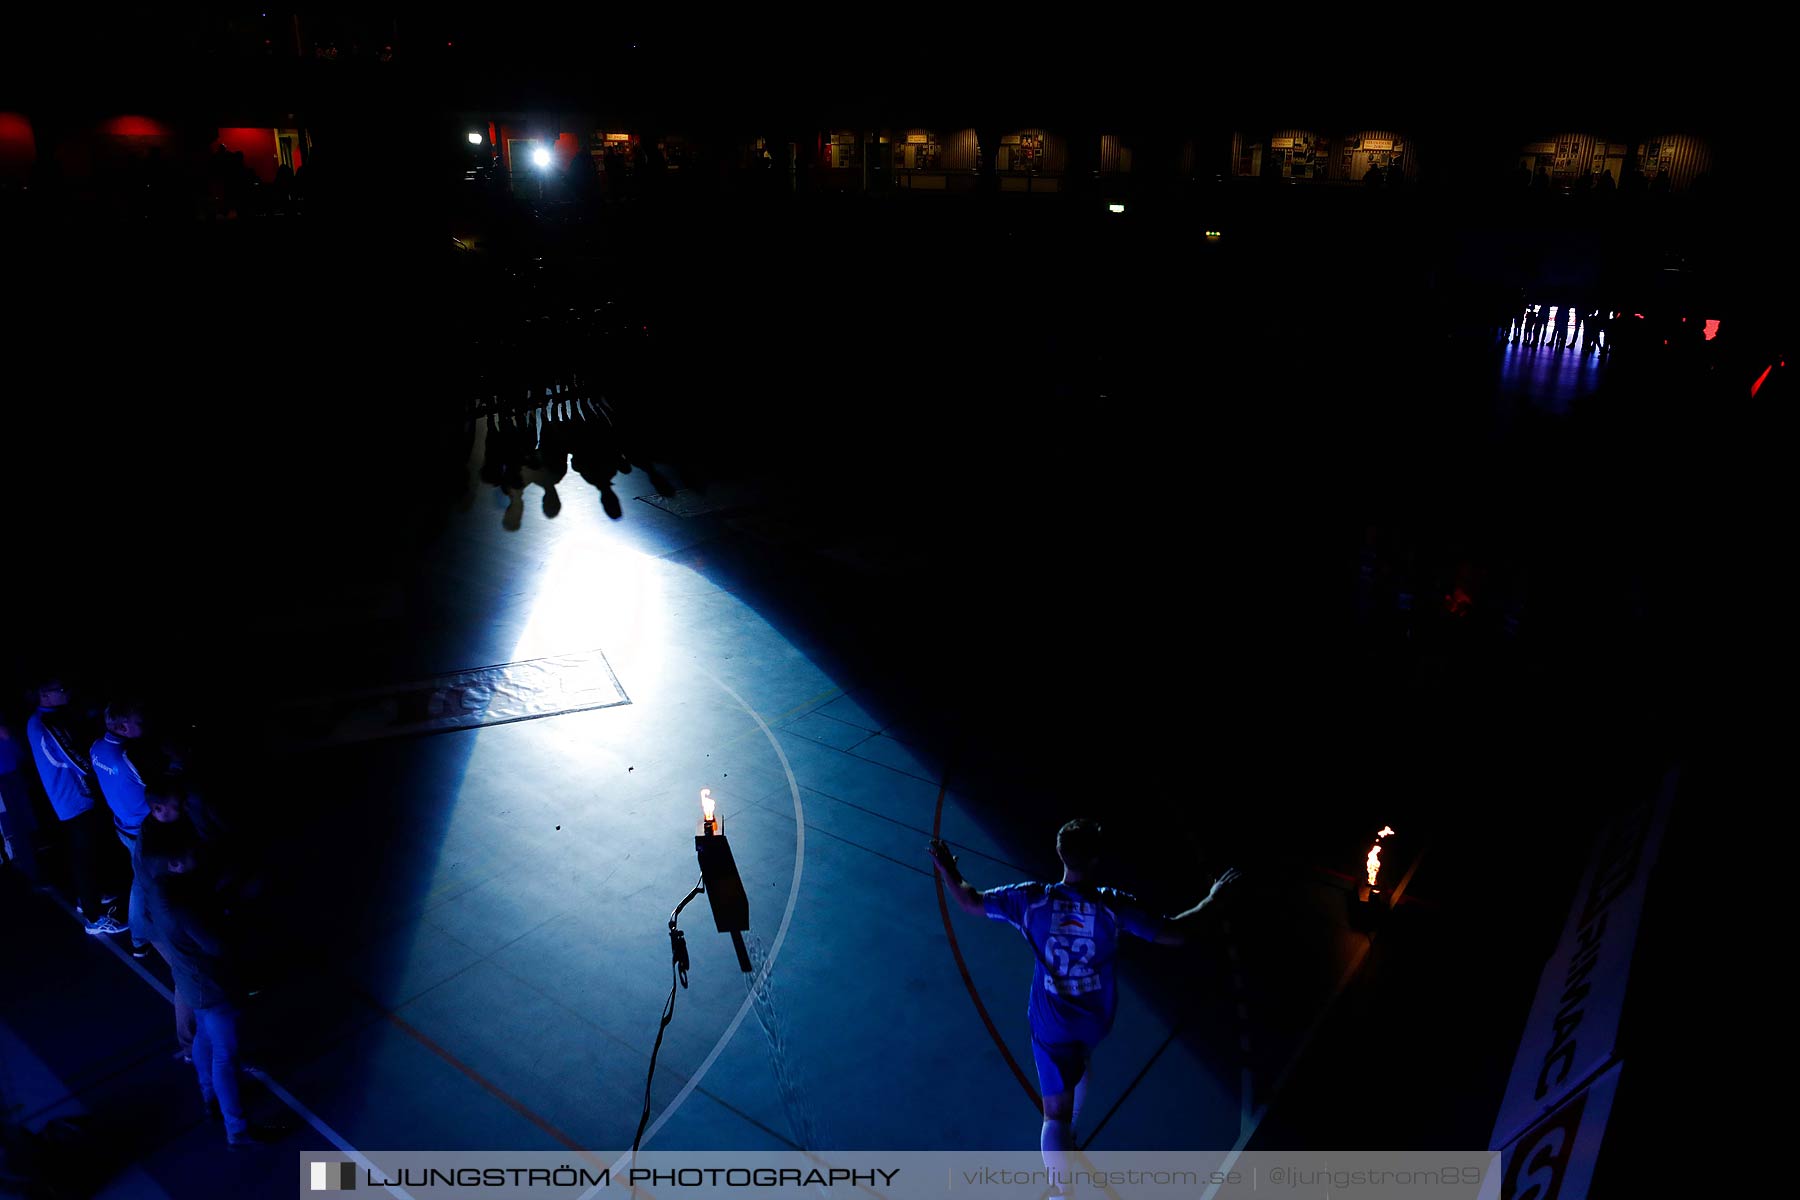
[1219,919,1258,1144]
[1199,936,1374,1200]
[579,662,810,1197]
[249,1069,416,1200]
[47,899,178,1005]
[45,894,414,1200]
[638,664,806,1148]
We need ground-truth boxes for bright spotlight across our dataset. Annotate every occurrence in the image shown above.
[468,132,484,145]
[531,146,552,168]
[1107,203,1126,214]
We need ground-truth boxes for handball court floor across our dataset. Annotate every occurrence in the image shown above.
[4,460,1392,1198]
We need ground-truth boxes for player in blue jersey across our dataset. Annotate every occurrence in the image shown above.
[27,676,126,933]
[929,819,1240,1168]
[91,699,153,849]
[92,698,155,957]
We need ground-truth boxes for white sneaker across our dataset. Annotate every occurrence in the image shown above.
[84,908,127,936]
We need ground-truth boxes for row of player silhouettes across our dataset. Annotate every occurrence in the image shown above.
[1506,304,1611,356]
[472,376,675,530]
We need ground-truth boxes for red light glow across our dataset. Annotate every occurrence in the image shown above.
[213,128,279,184]
[1751,365,1773,397]
[103,116,171,139]
[1703,320,1720,341]
[0,112,34,171]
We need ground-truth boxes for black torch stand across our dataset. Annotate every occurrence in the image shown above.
[696,819,753,973]
[1348,883,1391,932]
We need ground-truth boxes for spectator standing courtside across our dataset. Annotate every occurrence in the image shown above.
[140,779,217,1056]
[140,817,281,1147]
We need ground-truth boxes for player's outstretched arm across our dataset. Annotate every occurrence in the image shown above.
[928,839,987,917]
[1155,868,1244,945]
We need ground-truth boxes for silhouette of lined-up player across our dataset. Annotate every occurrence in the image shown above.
[1523,303,1548,347]
[929,820,1242,1181]
[27,676,125,933]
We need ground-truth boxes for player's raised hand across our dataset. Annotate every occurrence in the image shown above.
[927,838,958,876]
[1209,868,1244,898]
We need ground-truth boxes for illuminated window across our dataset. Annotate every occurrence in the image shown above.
[997,132,1045,173]
[827,132,861,170]
[894,131,940,171]
[1270,131,1327,180]
[594,132,636,172]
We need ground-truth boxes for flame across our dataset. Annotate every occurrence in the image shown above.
[1366,826,1396,887]
[700,788,715,823]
